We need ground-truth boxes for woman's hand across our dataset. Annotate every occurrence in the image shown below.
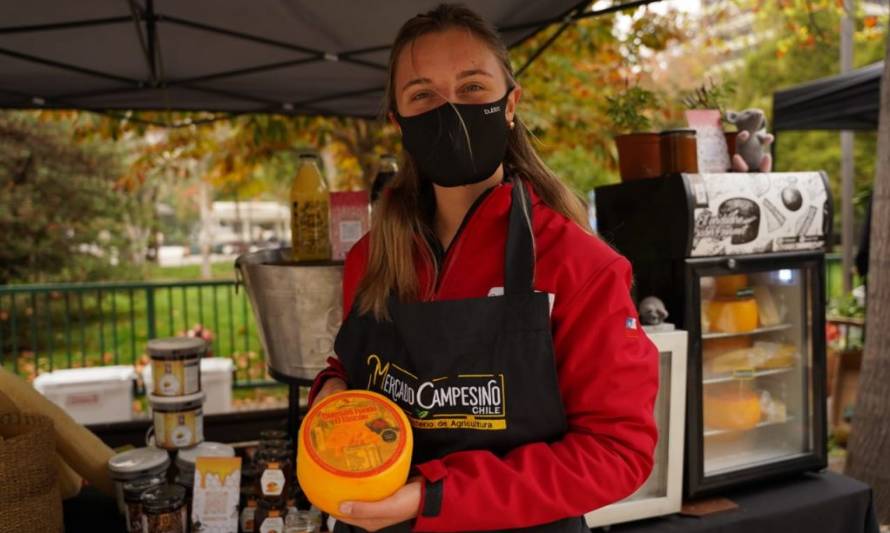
[312,377,347,407]
[336,478,422,532]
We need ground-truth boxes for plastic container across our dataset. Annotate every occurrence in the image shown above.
[143,357,232,414]
[141,483,188,533]
[107,447,171,514]
[147,337,206,397]
[148,391,205,450]
[123,475,164,533]
[33,365,135,425]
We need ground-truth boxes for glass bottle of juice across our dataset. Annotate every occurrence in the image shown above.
[370,154,398,204]
[290,153,331,262]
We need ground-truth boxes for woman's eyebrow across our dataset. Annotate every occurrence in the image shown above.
[402,77,432,92]
[457,69,493,79]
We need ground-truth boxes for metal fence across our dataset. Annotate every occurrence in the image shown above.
[0,256,859,383]
[0,279,273,386]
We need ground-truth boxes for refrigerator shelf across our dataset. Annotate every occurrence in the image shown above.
[703,416,796,438]
[706,447,810,477]
[701,324,793,340]
[702,367,794,385]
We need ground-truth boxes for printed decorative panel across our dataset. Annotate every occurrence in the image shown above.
[687,172,830,257]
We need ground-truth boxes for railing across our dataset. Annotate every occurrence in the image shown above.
[0,256,858,384]
[0,279,273,387]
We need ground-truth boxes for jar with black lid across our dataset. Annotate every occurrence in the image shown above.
[254,498,286,533]
[256,446,291,503]
[141,483,188,533]
[123,476,164,533]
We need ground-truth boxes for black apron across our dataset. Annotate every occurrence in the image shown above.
[332,180,587,533]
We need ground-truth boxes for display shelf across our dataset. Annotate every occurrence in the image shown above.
[703,416,795,438]
[705,447,809,477]
[701,323,793,340]
[702,367,794,385]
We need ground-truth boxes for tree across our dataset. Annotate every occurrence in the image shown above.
[0,113,134,284]
[845,40,890,522]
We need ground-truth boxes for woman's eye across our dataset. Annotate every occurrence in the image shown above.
[411,91,431,101]
[462,83,485,93]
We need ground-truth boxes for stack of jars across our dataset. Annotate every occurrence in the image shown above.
[241,430,321,533]
[146,337,207,451]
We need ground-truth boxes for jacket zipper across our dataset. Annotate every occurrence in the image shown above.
[432,185,501,299]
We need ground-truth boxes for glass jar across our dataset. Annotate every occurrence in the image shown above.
[239,496,258,533]
[141,484,188,533]
[255,447,291,503]
[107,447,171,515]
[122,476,164,533]
[659,129,699,174]
[255,499,286,533]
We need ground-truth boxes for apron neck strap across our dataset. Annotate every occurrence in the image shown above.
[504,178,535,295]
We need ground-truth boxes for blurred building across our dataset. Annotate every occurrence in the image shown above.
[210,201,290,247]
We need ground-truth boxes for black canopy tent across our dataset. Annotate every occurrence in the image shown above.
[772,61,884,294]
[2,0,666,468]
[773,61,883,132]
[0,0,659,124]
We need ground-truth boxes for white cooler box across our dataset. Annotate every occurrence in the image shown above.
[143,357,233,414]
[33,365,136,425]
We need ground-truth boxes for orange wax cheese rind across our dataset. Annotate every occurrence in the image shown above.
[297,390,412,517]
[705,298,758,334]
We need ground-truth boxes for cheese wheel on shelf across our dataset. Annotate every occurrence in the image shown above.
[297,390,413,518]
[703,336,753,358]
[706,298,759,333]
[704,386,762,431]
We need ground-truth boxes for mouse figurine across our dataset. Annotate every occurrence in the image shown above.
[726,108,774,173]
[639,296,676,333]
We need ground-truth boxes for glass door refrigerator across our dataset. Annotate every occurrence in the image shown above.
[596,172,830,499]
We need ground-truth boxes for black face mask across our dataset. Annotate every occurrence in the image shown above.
[395,89,512,188]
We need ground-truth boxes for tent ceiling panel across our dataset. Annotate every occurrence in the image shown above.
[772,61,883,132]
[0,0,588,119]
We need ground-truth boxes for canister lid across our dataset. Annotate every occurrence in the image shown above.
[107,447,170,477]
[175,441,235,469]
[141,483,187,513]
[148,391,205,410]
[147,337,206,358]
[659,128,697,135]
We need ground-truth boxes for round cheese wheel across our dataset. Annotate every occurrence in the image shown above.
[706,298,758,333]
[704,386,762,431]
[297,390,412,517]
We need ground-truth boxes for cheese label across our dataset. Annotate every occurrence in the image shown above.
[259,516,284,533]
[304,392,407,477]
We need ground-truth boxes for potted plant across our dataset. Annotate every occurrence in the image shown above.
[606,84,662,181]
[681,79,738,171]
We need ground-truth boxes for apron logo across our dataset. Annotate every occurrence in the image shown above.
[365,354,508,431]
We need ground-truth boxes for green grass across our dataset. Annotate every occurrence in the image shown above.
[0,266,268,383]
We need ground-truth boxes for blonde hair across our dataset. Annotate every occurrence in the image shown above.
[357,3,591,319]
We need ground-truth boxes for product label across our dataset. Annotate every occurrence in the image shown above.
[192,456,242,533]
[260,466,286,497]
[240,506,255,533]
[260,516,285,533]
[154,408,202,449]
[153,358,200,396]
[339,220,363,244]
[306,393,408,476]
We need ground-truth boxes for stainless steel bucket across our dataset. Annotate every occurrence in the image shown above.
[235,248,343,382]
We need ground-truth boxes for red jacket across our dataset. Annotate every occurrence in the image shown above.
[309,180,659,531]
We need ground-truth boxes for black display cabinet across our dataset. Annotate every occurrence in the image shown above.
[596,172,831,499]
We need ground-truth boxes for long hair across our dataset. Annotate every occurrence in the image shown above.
[356,3,592,319]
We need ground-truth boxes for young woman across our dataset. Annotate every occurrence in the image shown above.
[308,4,658,532]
